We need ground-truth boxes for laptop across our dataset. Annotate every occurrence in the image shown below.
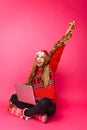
[15,84,36,105]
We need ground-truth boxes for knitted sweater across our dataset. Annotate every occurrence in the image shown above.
[32,45,65,104]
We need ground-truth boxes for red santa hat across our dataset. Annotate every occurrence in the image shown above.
[36,50,48,57]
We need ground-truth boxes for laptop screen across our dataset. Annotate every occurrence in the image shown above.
[15,84,36,105]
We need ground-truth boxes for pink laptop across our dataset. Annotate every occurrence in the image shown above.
[15,84,36,105]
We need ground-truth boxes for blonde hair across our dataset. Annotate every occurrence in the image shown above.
[25,58,50,87]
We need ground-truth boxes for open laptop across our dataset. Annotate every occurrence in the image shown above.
[15,84,36,105]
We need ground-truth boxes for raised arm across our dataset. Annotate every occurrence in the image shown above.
[45,21,75,65]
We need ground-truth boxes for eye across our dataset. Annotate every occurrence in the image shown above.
[36,55,39,58]
[41,56,44,59]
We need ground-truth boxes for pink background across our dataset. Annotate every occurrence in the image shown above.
[0,0,87,130]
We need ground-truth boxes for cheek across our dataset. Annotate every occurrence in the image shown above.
[42,59,45,64]
[36,57,39,61]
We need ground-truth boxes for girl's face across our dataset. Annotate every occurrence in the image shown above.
[36,54,45,67]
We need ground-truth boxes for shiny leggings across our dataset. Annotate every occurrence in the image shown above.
[10,94,56,116]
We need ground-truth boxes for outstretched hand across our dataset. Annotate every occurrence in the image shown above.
[65,21,75,35]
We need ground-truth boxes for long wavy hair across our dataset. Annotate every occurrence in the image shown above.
[25,56,50,87]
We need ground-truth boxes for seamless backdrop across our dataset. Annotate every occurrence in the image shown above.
[0,0,87,130]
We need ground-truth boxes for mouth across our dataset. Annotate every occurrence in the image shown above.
[37,62,41,64]
[36,62,42,66]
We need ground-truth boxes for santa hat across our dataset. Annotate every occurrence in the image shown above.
[36,50,48,57]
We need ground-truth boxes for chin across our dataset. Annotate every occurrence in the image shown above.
[37,64,43,68]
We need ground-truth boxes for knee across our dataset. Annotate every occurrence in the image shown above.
[40,97,52,107]
[47,104,56,116]
[10,94,18,103]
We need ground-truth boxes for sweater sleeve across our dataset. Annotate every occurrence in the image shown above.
[50,44,65,73]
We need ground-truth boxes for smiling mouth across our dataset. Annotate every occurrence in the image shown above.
[37,62,41,64]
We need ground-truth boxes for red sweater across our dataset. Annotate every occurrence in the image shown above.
[32,45,65,104]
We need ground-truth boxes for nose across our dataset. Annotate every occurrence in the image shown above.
[37,57,41,61]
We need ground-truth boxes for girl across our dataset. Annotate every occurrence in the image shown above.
[8,21,75,123]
